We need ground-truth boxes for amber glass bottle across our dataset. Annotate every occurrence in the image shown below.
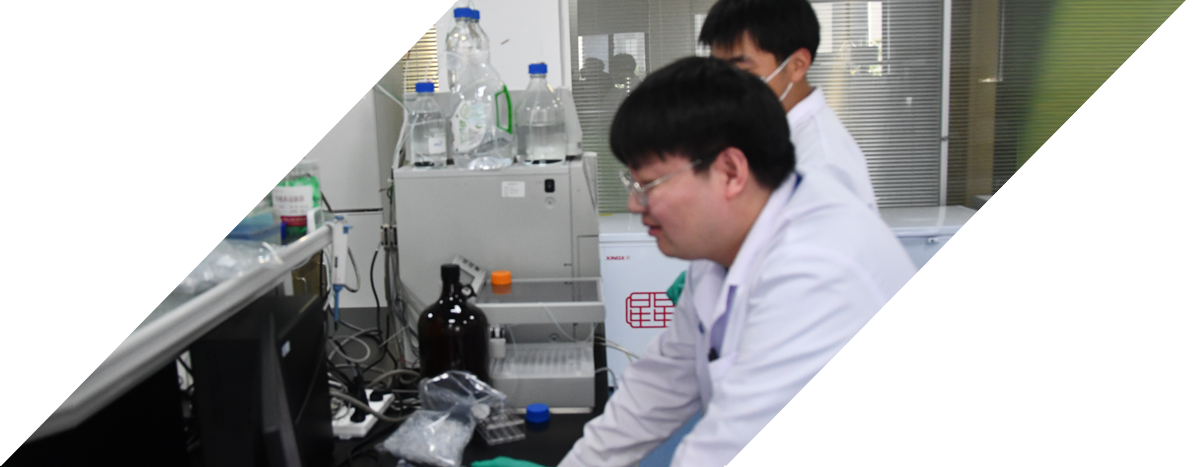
[418,264,491,383]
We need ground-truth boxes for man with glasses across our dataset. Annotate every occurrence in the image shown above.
[558,57,914,467]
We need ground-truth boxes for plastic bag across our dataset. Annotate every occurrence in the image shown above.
[379,371,507,467]
[126,240,281,295]
[48,216,184,274]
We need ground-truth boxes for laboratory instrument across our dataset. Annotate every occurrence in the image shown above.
[973,195,1188,375]
[516,63,567,164]
[137,103,182,185]
[407,81,449,169]
[882,207,1011,379]
[393,155,605,409]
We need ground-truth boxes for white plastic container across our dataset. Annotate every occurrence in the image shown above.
[880,205,976,269]
[138,103,182,185]
[406,82,448,169]
[516,63,567,164]
[598,214,689,382]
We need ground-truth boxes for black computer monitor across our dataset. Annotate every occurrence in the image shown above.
[190,293,332,467]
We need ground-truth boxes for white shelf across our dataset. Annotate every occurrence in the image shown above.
[0,61,338,106]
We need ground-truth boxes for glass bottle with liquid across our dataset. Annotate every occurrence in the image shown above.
[516,63,567,164]
[445,8,476,93]
[418,264,491,383]
[407,82,448,169]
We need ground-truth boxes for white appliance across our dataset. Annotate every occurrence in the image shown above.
[973,195,1188,375]
[598,214,689,384]
[878,206,1006,377]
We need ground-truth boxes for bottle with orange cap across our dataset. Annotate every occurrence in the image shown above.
[491,270,512,295]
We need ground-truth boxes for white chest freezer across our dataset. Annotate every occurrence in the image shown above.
[598,214,689,382]
[878,207,1006,379]
[978,195,1183,375]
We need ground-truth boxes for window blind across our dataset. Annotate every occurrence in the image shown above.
[570,0,948,212]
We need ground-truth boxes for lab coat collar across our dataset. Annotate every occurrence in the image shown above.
[725,174,798,288]
[694,174,799,328]
[786,87,826,129]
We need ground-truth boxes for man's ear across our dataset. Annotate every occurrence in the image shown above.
[712,147,751,200]
[786,48,813,83]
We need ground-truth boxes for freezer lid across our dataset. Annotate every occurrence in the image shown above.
[880,205,976,237]
[968,193,1183,223]
[599,213,655,243]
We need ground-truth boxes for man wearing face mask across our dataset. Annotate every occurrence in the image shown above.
[700,0,877,212]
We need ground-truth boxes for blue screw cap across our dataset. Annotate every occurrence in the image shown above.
[525,403,550,423]
[529,63,547,74]
[415,82,435,93]
[454,7,473,18]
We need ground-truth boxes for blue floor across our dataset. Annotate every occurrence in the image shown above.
[639,377,1178,467]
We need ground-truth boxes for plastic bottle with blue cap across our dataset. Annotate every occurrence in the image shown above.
[525,403,550,431]
[407,82,448,169]
[516,63,567,164]
[445,8,477,92]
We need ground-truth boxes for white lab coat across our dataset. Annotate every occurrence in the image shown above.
[560,172,916,467]
[789,87,879,212]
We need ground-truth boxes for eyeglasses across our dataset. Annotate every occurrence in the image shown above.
[618,160,701,208]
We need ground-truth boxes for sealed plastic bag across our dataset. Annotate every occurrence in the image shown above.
[48,216,184,274]
[379,371,507,467]
[126,240,281,295]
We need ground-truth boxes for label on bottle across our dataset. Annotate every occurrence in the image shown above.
[453,100,488,152]
[272,185,314,226]
[428,135,446,154]
[248,186,273,209]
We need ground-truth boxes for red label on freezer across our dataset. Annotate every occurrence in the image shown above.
[626,292,673,329]
[606,255,631,260]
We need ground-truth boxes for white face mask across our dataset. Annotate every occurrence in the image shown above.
[762,54,795,102]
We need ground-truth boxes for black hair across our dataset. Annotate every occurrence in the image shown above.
[698,0,821,64]
[609,56,795,190]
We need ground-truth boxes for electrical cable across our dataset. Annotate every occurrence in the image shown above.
[329,391,411,423]
[595,367,619,391]
[368,368,422,388]
[540,303,597,342]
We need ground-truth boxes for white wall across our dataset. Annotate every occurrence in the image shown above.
[436,0,569,91]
